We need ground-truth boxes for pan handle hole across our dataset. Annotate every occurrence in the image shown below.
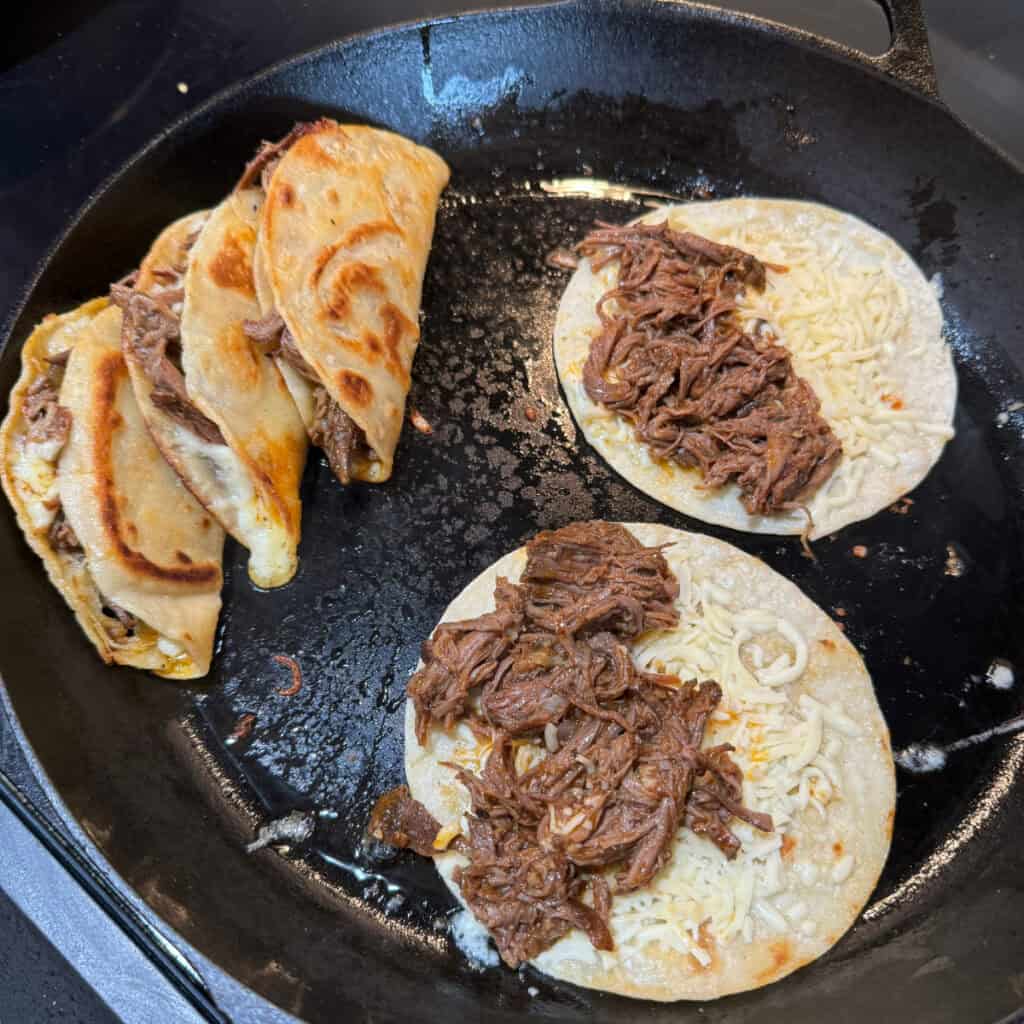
[705,0,891,56]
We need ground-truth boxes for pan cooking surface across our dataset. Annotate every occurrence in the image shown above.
[1,5,1023,1022]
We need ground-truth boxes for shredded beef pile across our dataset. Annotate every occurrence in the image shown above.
[241,312,369,484]
[370,522,771,967]
[577,222,841,516]
[111,249,226,447]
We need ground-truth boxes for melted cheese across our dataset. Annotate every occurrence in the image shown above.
[170,426,291,588]
[616,552,857,964]
[11,437,64,530]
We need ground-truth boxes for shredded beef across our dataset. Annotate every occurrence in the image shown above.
[453,816,613,966]
[101,600,138,641]
[575,221,841,516]
[235,120,327,192]
[24,375,71,445]
[48,512,81,553]
[374,522,772,968]
[241,310,370,483]
[110,285,225,445]
[242,311,287,349]
[368,785,448,859]
[242,312,315,380]
[310,386,367,485]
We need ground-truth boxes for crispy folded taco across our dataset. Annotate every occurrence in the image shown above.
[1,301,224,677]
[554,199,956,538]
[113,195,306,589]
[372,521,894,1000]
[239,120,450,484]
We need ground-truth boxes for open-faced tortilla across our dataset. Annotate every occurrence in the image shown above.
[1,301,224,678]
[405,522,895,1000]
[554,199,957,538]
[117,200,306,589]
[256,121,450,483]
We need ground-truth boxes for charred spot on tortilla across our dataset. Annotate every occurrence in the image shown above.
[388,521,895,1000]
[339,218,403,250]
[337,370,372,407]
[757,939,792,983]
[381,302,416,354]
[208,233,255,296]
[325,261,387,320]
[277,183,296,209]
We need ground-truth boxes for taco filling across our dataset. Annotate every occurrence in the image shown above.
[241,309,369,484]
[576,222,841,517]
[554,200,956,539]
[111,232,227,448]
[371,521,772,967]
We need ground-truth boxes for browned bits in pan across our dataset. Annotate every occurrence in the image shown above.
[410,409,434,435]
[272,654,303,696]
[228,713,257,744]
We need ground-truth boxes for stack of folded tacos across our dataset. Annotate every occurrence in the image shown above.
[1,120,450,675]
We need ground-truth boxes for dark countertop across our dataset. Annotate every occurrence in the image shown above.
[3,2,1023,1022]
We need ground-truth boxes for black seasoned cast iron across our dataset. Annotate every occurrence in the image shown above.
[2,1,1023,1021]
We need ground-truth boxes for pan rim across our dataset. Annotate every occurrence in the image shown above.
[2,1,1024,1020]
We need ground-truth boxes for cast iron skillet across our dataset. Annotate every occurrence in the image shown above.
[2,1,1023,1021]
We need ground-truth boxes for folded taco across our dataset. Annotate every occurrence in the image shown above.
[554,199,956,538]
[113,193,307,589]
[372,521,894,1000]
[1,301,224,678]
[239,120,450,484]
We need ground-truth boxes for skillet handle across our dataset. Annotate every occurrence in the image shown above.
[869,0,940,99]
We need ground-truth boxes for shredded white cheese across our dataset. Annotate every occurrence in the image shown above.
[586,547,850,963]
[658,203,951,511]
